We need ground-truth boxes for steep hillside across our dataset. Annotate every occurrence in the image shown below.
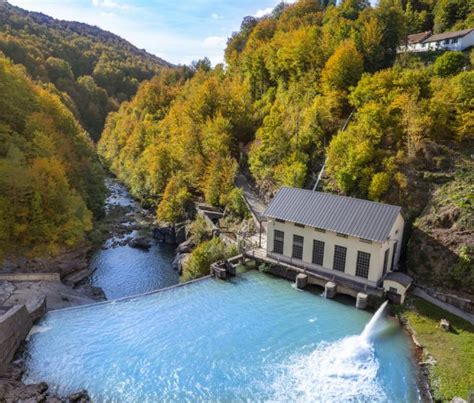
[0,54,106,260]
[0,1,172,140]
[98,0,473,295]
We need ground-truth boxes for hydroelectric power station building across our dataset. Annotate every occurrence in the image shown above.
[263,187,410,303]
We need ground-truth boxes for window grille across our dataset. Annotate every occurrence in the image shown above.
[292,235,304,260]
[356,251,371,279]
[333,245,347,272]
[273,230,284,254]
[312,240,325,266]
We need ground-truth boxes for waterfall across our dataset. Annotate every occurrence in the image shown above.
[361,300,389,340]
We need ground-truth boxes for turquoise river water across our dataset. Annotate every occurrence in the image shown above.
[24,271,420,402]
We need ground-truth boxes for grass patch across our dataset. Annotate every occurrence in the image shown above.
[401,297,474,401]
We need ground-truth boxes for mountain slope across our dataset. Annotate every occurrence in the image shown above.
[0,54,106,260]
[0,2,172,140]
[97,0,473,297]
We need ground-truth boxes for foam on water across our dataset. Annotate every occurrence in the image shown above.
[272,301,391,402]
[273,335,386,402]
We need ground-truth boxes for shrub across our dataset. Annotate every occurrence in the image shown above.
[182,237,236,281]
[433,51,466,77]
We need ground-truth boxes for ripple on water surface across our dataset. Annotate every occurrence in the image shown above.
[90,242,178,300]
[24,271,420,401]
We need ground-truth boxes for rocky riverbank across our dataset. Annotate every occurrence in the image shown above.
[0,358,90,402]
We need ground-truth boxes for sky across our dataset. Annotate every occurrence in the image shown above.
[8,0,298,65]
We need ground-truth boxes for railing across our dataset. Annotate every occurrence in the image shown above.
[263,252,380,293]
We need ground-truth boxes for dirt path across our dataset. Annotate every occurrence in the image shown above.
[412,287,474,325]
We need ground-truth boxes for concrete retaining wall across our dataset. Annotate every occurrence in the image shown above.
[0,305,33,374]
[0,272,61,282]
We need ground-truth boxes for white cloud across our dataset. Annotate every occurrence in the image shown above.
[203,36,227,49]
[254,7,273,18]
[254,0,299,18]
[211,13,220,20]
[92,0,129,10]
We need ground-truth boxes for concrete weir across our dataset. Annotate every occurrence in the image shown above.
[356,292,368,309]
[324,281,337,299]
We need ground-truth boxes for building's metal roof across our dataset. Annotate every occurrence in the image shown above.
[422,28,474,43]
[263,187,402,243]
[407,31,432,44]
[384,271,413,287]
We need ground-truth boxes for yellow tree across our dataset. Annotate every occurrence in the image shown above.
[321,39,364,92]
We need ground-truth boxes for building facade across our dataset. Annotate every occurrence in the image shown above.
[264,188,404,288]
[398,28,474,53]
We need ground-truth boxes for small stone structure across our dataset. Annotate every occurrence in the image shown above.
[295,273,308,289]
[210,259,239,280]
[324,281,337,299]
[356,292,368,309]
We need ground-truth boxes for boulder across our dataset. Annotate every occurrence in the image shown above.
[172,253,191,274]
[176,239,195,254]
[129,237,153,250]
[175,225,186,244]
[153,226,174,243]
[68,389,91,402]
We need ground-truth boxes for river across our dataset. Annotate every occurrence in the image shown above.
[89,178,179,300]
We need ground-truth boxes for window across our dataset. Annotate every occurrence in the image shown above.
[294,223,305,228]
[273,230,284,254]
[382,249,389,276]
[312,240,325,266]
[333,245,347,272]
[452,38,458,44]
[292,235,304,259]
[389,287,398,294]
[356,251,371,279]
[336,233,348,238]
[315,227,326,233]
[359,238,372,244]
[276,219,286,224]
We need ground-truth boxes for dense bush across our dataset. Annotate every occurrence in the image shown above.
[182,237,237,281]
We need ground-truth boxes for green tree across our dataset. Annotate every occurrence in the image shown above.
[433,51,467,77]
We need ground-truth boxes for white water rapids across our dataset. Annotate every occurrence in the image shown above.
[272,301,390,402]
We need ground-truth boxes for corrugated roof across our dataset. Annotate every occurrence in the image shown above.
[423,28,474,43]
[263,187,402,243]
[407,31,431,44]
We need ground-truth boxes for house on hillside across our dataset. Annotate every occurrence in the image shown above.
[263,187,405,290]
[399,30,432,52]
[398,28,474,53]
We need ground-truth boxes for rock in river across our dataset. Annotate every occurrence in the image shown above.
[129,237,153,250]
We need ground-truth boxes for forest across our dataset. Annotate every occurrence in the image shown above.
[0,54,106,260]
[0,1,171,140]
[98,0,473,294]
[0,0,472,294]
